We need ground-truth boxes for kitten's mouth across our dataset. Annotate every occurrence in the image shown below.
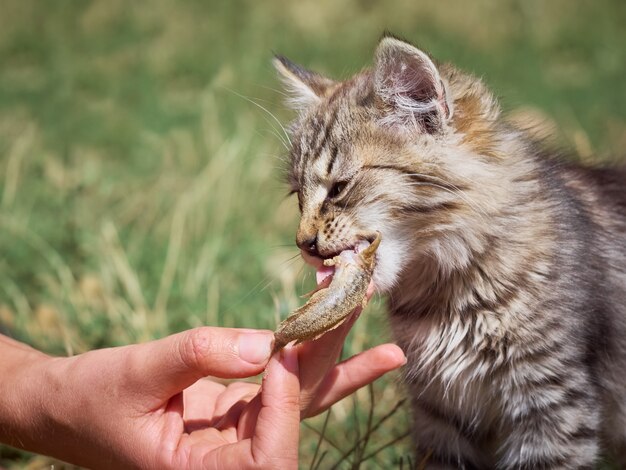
[314,237,377,287]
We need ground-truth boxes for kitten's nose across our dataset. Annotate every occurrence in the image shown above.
[297,235,319,257]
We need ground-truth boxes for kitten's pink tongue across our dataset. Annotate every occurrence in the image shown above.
[316,265,335,285]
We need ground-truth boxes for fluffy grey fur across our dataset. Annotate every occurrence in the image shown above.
[274,35,626,469]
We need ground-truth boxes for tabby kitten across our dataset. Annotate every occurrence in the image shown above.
[274,35,626,469]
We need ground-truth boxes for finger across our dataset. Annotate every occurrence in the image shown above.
[183,379,225,422]
[250,347,300,468]
[298,282,374,362]
[304,343,406,418]
[299,307,359,360]
[233,352,297,441]
[212,382,260,420]
[236,393,262,441]
[185,348,300,470]
[208,382,261,432]
[127,327,274,402]
[296,308,360,408]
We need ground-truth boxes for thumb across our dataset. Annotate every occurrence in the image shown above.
[128,327,274,401]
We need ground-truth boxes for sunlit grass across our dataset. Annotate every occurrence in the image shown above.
[0,0,624,468]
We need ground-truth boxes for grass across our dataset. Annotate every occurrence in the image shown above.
[0,0,624,468]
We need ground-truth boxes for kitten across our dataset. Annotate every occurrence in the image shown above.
[274,35,626,469]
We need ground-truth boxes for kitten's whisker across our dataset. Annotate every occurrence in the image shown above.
[224,87,293,147]
[260,153,289,164]
[268,244,300,249]
[259,85,291,99]
[260,129,290,151]
[252,128,289,151]
[253,123,290,151]
[280,253,303,264]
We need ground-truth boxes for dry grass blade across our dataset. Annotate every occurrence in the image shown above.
[416,449,433,470]
[0,215,76,293]
[309,409,332,470]
[361,430,412,463]
[330,397,408,470]
[351,383,376,468]
[313,450,329,470]
[153,200,187,323]
[1,124,35,209]
[301,421,344,454]
[398,454,417,470]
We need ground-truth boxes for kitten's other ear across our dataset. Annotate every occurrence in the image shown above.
[374,36,452,133]
[273,55,336,111]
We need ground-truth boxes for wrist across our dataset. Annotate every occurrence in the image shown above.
[1,344,131,469]
[0,341,54,450]
[0,350,94,466]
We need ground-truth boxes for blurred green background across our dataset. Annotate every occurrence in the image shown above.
[0,0,624,468]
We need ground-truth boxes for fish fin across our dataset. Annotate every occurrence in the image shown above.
[297,314,354,345]
[300,275,332,298]
[276,312,302,330]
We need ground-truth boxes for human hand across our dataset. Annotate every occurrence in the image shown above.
[2,325,404,470]
[5,328,291,468]
[183,312,406,452]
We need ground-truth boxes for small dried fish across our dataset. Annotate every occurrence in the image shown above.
[272,232,381,353]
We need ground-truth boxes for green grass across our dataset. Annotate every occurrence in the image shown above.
[0,0,624,468]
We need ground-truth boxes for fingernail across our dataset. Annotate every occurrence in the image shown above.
[238,332,273,364]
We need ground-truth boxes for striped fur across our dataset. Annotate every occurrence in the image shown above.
[274,35,626,469]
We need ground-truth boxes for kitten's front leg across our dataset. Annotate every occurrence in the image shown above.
[497,370,601,469]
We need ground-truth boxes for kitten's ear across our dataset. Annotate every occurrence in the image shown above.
[273,55,336,111]
[374,36,452,133]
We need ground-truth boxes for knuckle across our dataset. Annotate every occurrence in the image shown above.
[178,328,213,371]
[298,390,316,412]
[263,387,300,412]
[253,449,297,470]
[280,392,301,411]
[178,327,238,374]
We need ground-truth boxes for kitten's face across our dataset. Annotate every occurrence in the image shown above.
[277,37,505,292]
[288,97,426,292]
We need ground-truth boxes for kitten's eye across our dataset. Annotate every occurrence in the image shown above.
[328,181,348,200]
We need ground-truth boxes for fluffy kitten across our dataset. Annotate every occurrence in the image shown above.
[274,35,626,469]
